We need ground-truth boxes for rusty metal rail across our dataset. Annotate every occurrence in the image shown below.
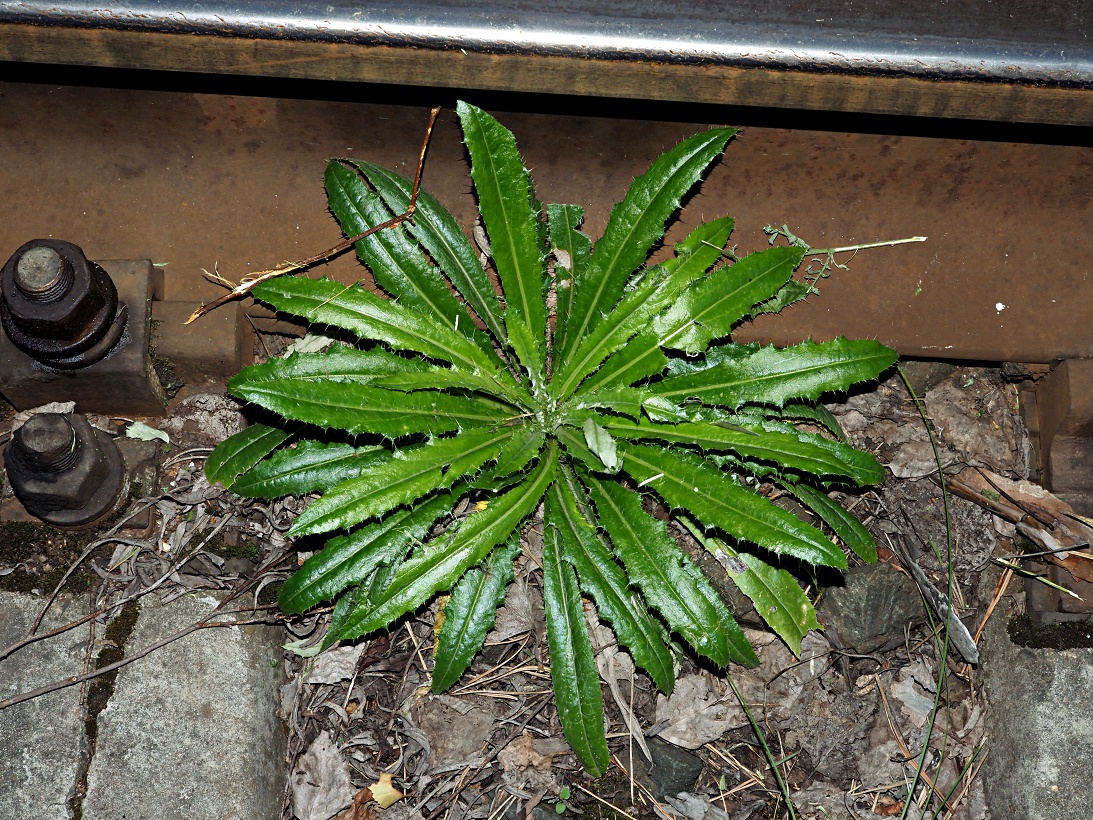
[0,64,1091,494]
[1,0,1091,124]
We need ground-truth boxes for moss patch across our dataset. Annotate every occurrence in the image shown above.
[70,600,142,820]
[84,601,141,740]
[0,521,98,594]
[1008,613,1093,649]
[149,318,183,400]
[203,529,261,563]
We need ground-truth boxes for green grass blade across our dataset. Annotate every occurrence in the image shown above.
[554,217,733,399]
[543,512,610,776]
[431,539,520,692]
[289,429,514,536]
[652,338,897,409]
[619,442,848,569]
[786,482,878,563]
[682,519,820,657]
[602,417,881,486]
[581,472,758,668]
[232,440,389,499]
[458,102,546,371]
[279,490,457,614]
[549,473,676,693]
[347,159,507,348]
[338,442,559,639]
[252,276,498,374]
[547,203,590,354]
[205,423,291,489]
[561,128,736,363]
[325,161,493,357]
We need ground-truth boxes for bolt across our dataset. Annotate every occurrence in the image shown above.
[4,412,127,527]
[14,414,80,473]
[14,245,73,302]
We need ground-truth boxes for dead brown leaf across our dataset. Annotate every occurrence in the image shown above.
[290,731,356,820]
[333,788,377,820]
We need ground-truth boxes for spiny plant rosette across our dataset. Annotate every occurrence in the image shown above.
[206,102,897,775]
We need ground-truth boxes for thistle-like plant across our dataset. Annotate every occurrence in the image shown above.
[206,102,897,775]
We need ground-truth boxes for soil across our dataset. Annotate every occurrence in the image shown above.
[0,359,1050,820]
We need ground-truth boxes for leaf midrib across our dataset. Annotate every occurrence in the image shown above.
[464,110,538,330]
[623,447,831,560]
[656,350,893,400]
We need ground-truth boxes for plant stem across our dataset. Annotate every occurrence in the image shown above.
[897,365,955,820]
[725,672,798,820]
[805,236,927,255]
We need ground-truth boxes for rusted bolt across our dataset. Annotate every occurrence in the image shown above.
[0,239,128,369]
[3,413,128,528]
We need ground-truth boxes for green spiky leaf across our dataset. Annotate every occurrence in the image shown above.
[325,160,495,358]
[686,525,820,657]
[338,444,557,639]
[561,128,736,362]
[347,159,508,348]
[232,441,388,499]
[432,539,520,692]
[619,442,847,569]
[289,429,513,536]
[652,338,897,409]
[280,489,458,614]
[205,423,291,489]
[543,516,610,776]
[549,474,675,692]
[458,101,545,371]
[787,482,879,563]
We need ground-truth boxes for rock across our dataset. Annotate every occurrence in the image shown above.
[817,562,925,653]
[81,592,285,820]
[0,592,89,820]
[925,367,1029,477]
[981,610,1093,819]
[634,736,704,800]
[157,393,244,450]
[900,360,957,396]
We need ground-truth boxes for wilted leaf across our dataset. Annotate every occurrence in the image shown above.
[369,773,404,808]
[125,421,170,444]
[290,731,356,820]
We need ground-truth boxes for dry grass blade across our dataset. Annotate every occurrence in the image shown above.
[572,783,639,820]
[875,674,956,816]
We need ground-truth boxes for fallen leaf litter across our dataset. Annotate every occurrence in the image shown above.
[2,360,1064,819]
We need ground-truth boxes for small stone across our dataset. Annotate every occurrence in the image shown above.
[818,562,925,653]
[634,736,705,800]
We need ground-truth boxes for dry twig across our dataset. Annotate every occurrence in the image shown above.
[185,106,441,324]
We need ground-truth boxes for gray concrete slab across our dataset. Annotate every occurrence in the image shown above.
[82,593,286,820]
[0,591,89,820]
[981,612,1093,818]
